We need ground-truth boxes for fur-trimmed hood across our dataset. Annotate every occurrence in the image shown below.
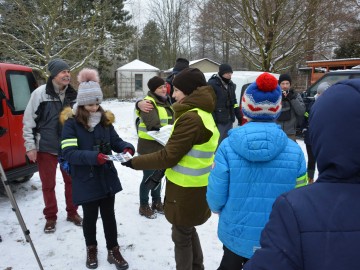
[59,106,115,126]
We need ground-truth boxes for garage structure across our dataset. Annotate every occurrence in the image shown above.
[116,59,160,99]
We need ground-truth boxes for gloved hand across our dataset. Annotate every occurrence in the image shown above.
[144,169,165,190]
[97,153,108,165]
[286,90,296,100]
[122,148,134,156]
[121,159,133,169]
[150,127,160,131]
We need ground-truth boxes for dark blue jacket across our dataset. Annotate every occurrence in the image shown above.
[61,110,134,205]
[244,79,360,270]
[207,74,241,124]
[302,100,314,145]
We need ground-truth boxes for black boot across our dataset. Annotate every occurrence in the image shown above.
[86,245,98,269]
[107,246,129,270]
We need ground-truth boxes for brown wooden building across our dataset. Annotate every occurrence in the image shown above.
[306,58,360,84]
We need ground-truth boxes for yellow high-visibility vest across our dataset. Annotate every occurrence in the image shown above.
[137,96,173,140]
[165,108,220,187]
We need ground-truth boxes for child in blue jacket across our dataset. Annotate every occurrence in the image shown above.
[61,68,134,270]
[207,73,307,269]
[244,79,360,270]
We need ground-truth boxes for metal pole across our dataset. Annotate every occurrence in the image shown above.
[0,162,44,270]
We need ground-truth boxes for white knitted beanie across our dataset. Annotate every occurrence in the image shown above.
[77,68,103,106]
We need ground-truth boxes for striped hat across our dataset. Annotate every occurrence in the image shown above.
[241,72,282,121]
[76,68,103,106]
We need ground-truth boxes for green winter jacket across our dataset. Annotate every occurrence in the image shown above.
[131,85,217,226]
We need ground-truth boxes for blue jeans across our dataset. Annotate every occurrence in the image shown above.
[139,169,161,205]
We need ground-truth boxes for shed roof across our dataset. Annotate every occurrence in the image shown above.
[117,59,159,71]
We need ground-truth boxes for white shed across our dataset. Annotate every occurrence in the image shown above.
[116,59,160,99]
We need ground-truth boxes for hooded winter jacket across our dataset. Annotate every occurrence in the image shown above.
[60,107,135,205]
[207,122,306,259]
[131,85,218,227]
[245,79,360,270]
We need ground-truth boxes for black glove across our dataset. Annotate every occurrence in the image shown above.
[144,169,165,190]
[121,159,133,169]
[150,127,160,131]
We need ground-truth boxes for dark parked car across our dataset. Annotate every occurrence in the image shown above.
[297,68,360,139]
[303,68,360,102]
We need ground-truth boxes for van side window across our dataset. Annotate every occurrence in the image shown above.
[6,71,36,115]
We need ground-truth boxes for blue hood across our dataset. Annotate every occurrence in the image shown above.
[227,122,288,162]
[310,79,360,183]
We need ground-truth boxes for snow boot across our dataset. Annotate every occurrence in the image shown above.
[86,245,98,269]
[139,204,157,219]
[107,246,129,270]
[44,219,56,234]
[151,201,164,214]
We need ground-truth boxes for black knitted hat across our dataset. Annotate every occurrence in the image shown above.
[278,74,292,85]
[172,68,207,95]
[147,76,165,92]
[173,58,190,74]
[219,64,233,76]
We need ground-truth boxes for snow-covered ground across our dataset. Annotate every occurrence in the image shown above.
[0,101,314,270]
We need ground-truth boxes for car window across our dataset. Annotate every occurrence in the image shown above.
[309,74,353,97]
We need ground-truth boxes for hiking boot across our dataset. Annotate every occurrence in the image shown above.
[107,246,129,270]
[139,204,157,219]
[86,245,98,269]
[44,219,56,234]
[151,201,164,214]
[67,214,83,226]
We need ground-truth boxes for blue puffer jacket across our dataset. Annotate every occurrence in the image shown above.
[61,109,134,205]
[244,79,360,270]
[207,122,306,259]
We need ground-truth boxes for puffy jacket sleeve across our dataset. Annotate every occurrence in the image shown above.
[296,147,308,188]
[244,195,303,270]
[108,124,135,153]
[61,119,98,165]
[291,93,306,117]
[207,142,230,213]
[23,87,42,152]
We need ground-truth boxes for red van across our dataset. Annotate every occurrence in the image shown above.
[0,63,38,183]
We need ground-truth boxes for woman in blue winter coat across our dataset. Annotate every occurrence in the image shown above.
[244,79,360,270]
[207,73,307,270]
[60,68,134,270]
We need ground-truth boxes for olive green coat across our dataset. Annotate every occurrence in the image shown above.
[131,85,217,227]
[137,91,174,155]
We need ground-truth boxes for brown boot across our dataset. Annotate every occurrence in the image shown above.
[44,219,56,234]
[308,178,314,184]
[151,201,164,214]
[139,204,157,219]
[86,245,98,269]
[107,246,129,270]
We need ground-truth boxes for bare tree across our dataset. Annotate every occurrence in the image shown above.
[0,0,133,80]
[148,0,188,68]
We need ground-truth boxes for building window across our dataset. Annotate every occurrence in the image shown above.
[135,74,143,92]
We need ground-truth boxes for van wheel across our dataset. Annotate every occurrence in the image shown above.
[13,174,33,183]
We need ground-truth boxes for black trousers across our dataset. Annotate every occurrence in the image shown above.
[82,195,118,249]
[217,245,249,270]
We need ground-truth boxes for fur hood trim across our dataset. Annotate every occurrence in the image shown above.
[59,106,115,126]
